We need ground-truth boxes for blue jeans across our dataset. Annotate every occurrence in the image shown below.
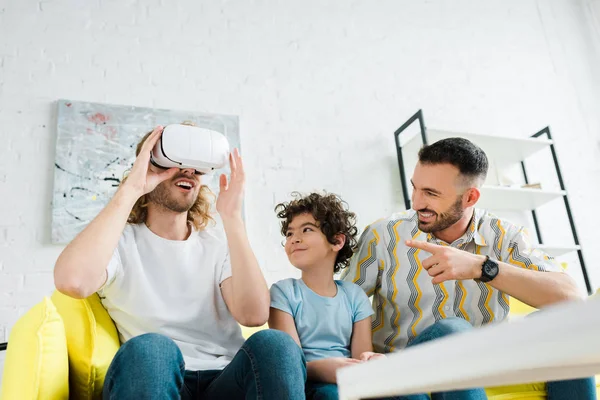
[306,381,340,399]
[102,329,307,399]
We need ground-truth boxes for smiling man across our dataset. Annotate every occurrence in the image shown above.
[343,137,595,400]
[54,125,306,399]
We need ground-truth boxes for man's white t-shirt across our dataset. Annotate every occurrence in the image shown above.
[98,223,245,371]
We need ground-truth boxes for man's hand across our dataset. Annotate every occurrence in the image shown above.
[216,148,245,222]
[405,240,486,285]
[122,125,179,198]
[308,357,362,383]
[359,351,386,362]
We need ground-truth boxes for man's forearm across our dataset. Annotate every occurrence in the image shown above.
[222,217,270,326]
[54,187,139,299]
[489,261,583,308]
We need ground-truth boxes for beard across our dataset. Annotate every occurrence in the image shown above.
[146,180,196,213]
[417,196,464,233]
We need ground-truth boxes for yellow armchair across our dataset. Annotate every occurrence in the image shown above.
[0,291,266,400]
[1,292,598,399]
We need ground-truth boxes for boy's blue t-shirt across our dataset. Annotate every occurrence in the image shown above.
[270,278,374,362]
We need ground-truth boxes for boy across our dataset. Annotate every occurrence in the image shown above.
[269,192,384,400]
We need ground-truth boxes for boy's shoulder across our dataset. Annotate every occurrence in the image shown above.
[336,280,367,297]
[270,278,305,307]
[271,277,300,292]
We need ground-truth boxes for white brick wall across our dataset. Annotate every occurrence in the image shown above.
[585,0,600,40]
[1,0,600,386]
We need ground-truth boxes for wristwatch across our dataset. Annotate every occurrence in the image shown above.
[479,255,499,283]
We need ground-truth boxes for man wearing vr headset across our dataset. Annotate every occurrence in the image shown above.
[54,125,306,399]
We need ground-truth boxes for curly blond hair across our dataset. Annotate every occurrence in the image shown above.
[124,124,215,231]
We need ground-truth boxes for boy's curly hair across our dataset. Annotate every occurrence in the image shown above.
[275,192,358,274]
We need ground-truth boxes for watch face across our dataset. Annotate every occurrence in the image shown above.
[482,259,499,281]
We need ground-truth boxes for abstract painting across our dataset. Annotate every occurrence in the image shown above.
[52,99,240,244]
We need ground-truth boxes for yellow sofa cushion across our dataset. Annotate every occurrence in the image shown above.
[485,383,547,400]
[51,291,120,400]
[0,297,69,400]
[240,324,268,339]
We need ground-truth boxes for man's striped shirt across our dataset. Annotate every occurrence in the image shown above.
[342,209,562,353]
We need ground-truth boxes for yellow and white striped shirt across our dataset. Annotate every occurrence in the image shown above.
[342,209,562,353]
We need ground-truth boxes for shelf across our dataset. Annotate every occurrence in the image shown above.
[533,245,580,258]
[398,128,553,165]
[478,186,565,211]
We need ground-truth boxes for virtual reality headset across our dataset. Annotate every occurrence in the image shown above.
[150,124,230,174]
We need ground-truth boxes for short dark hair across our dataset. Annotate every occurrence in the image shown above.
[275,192,358,274]
[418,137,488,185]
